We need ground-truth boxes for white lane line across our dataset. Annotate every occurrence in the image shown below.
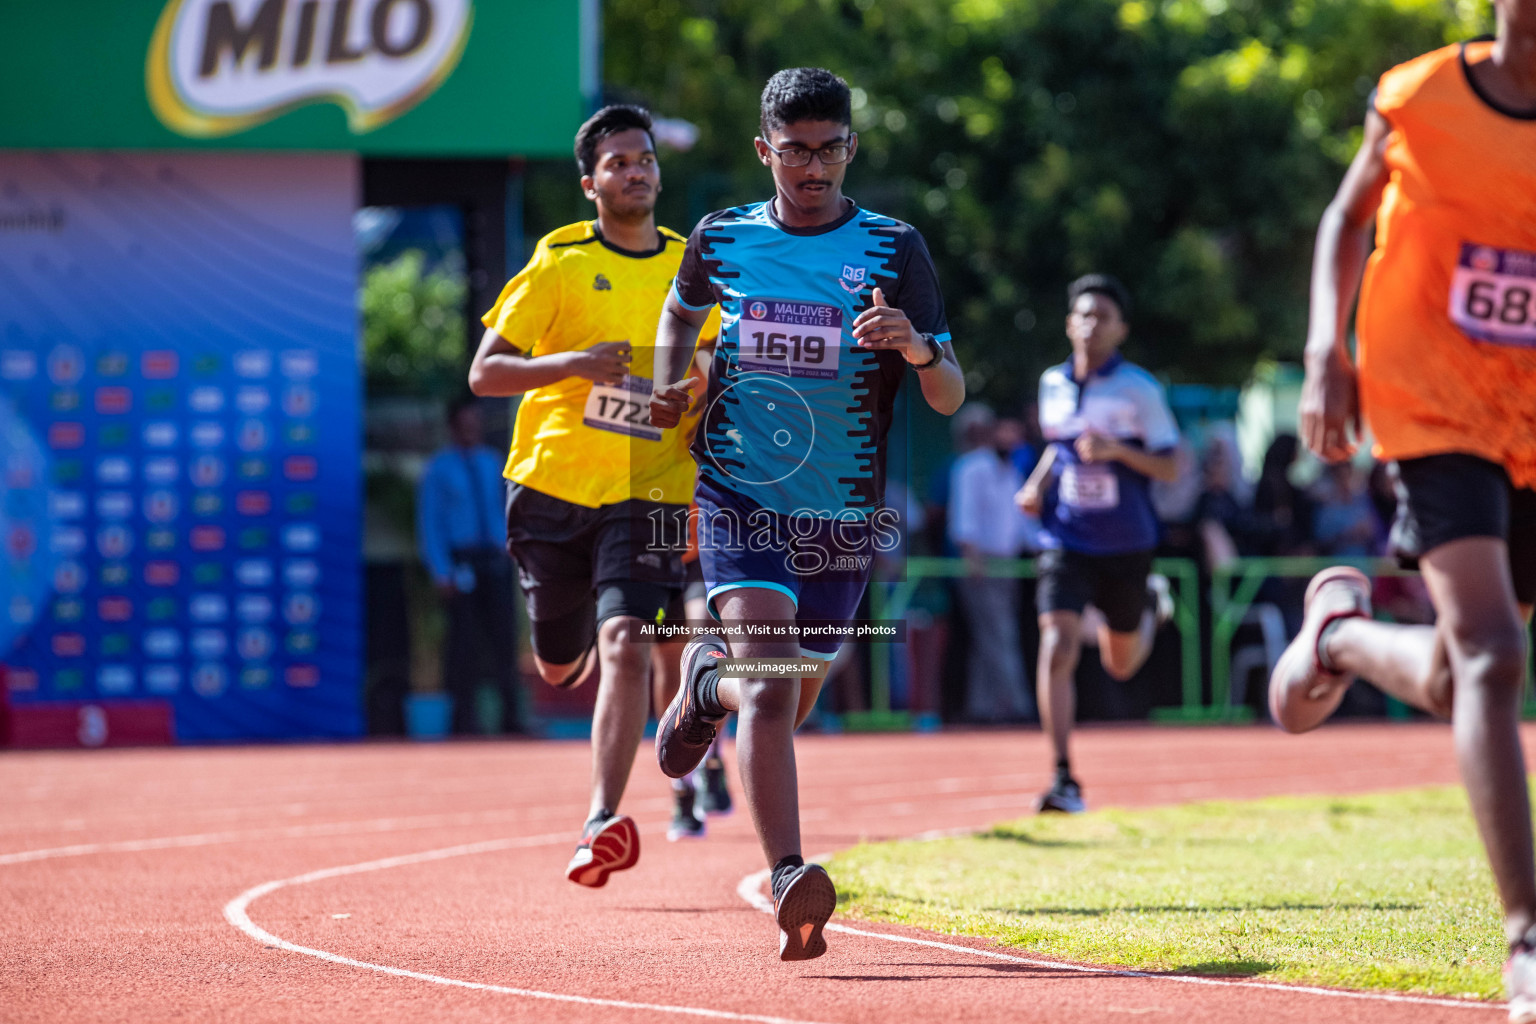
[225,832,834,1024]
[0,786,1018,869]
[0,812,523,866]
[735,868,1499,1014]
[0,799,670,867]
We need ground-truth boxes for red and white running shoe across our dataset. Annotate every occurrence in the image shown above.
[565,812,640,888]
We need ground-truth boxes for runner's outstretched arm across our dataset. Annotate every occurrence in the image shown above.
[650,295,711,428]
[1301,108,1391,464]
[468,327,631,397]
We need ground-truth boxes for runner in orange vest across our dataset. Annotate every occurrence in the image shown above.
[1268,6,1536,1018]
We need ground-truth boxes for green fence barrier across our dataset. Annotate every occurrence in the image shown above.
[837,554,1535,732]
[848,556,1202,732]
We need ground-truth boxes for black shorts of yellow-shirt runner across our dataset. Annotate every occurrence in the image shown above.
[661,557,707,627]
[1388,453,1536,606]
[505,483,688,665]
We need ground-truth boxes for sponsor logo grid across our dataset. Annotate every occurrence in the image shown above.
[2,345,326,702]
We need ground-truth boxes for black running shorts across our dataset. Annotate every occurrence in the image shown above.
[504,483,686,663]
[1389,453,1536,606]
[1035,547,1154,634]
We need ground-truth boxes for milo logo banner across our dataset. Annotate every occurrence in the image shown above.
[149,0,472,136]
[0,2,584,156]
[0,153,362,743]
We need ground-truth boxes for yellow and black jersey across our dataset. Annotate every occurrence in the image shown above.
[482,220,719,508]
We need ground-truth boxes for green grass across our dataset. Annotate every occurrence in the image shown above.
[825,786,1511,1000]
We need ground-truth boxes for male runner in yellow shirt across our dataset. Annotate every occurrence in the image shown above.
[470,105,718,887]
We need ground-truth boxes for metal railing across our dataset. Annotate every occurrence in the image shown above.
[852,556,1202,731]
[844,554,1535,731]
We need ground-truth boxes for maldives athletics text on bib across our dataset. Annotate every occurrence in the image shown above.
[738,299,842,379]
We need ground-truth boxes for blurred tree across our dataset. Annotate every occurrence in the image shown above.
[601,0,1492,401]
[360,249,468,398]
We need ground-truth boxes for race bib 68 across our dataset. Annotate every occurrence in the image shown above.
[1450,243,1536,348]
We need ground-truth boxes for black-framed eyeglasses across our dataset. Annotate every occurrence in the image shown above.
[758,135,855,167]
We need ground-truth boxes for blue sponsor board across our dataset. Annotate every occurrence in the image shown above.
[0,153,361,740]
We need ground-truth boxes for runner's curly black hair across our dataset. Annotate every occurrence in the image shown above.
[760,68,851,138]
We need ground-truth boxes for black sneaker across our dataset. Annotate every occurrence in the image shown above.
[1036,771,1086,814]
[699,754,733,817]
[656,634,728,779]
[666,784,706,842]
[773,863,837,961]
[564,811,639,888]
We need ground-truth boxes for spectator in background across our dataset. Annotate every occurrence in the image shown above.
[949,404,1035,722]
[1008,405,1043,480]
[1311,459,1382,557]
[1001,415,1044,553]
[1150,437,1203,561]
[1247,433,1316,635]
[1251,434,1315,557]
[1194,434,1248,571]
[416,396,521,735]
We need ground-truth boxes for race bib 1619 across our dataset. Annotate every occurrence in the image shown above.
[738,298,842,379]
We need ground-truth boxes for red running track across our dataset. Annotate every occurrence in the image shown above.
[0,723,1516,1023]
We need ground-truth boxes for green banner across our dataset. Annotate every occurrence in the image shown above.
[0,1,589,155]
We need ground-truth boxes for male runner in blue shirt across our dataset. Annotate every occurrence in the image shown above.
[648,67,965,961]
[1017,274,1179,814]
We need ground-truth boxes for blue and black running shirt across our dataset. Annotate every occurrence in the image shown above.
[1036,355,1180,555]
[672,199,950,518]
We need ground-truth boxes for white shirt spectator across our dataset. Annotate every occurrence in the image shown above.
[949,448,1031,557]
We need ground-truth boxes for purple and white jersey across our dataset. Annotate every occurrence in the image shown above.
[1037,354,1179,555]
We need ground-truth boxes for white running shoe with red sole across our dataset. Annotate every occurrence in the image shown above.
[565,813,640,888]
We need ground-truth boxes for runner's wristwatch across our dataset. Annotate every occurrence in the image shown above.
[912,333,944,370]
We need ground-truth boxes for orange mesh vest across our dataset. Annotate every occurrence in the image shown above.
[1356,41,1536,487]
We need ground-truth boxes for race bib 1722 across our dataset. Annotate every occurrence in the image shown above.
[738,298,842,379]
[583,374,661,442]
[1450,243,1536,348]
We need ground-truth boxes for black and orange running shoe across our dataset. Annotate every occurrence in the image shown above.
[656,634,728,779]
[772,863,836,961]
[564,811,639,888]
